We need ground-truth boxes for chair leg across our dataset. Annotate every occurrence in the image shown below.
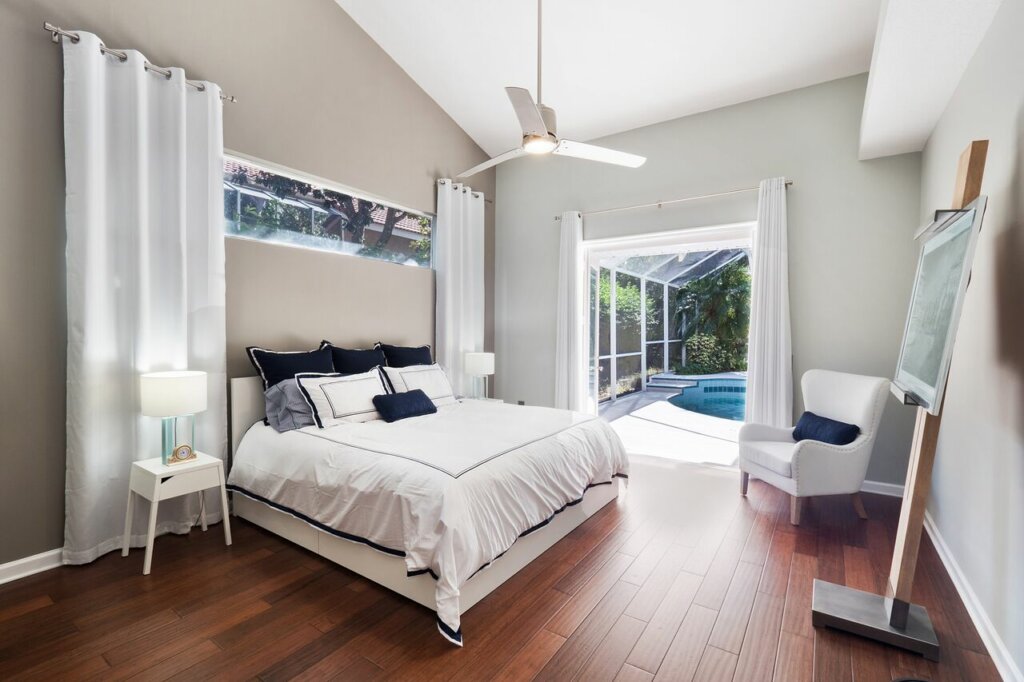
[851,493,868,520]
[790,496,803,526]
[740,471,749,496]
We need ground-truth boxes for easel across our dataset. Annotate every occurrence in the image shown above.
[811,140,989,661]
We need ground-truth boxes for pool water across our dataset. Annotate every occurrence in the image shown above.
[668,378,746,421]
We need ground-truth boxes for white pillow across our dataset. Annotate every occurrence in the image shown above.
[382,364,456,406]
[295,369,390,428]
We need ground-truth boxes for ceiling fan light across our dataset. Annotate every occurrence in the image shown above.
[523,135,557,155]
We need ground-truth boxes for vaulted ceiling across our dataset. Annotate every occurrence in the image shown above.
[338,0,1003,162]
[337,0,882,157]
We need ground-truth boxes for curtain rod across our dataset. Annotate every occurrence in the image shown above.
[553,180,793,220]
[44,22,237,103]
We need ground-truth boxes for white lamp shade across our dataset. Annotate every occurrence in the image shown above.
[464,352,495,376]
[140,371,208,417]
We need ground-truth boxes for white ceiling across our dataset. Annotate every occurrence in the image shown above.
[338,0,882,158]
[859,0,1004,159]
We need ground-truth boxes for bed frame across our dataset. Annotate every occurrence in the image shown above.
[229,376,621,615]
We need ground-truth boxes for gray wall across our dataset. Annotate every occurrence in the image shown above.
[225,237,435,378]
[495,74,922,485]
[0,0,493,564]
[920,0,1024,671]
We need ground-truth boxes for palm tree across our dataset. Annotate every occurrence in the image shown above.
[672,256,751,371]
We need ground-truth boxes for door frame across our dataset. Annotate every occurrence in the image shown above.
[581,221,755,412]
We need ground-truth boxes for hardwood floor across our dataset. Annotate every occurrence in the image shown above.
[0,457,1000,681]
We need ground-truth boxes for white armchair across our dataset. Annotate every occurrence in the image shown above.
[738,369,890,525]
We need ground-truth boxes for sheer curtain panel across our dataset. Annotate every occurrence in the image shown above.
[745,177,793,427]
[554,211,588,411]
[435,180,485,397]
[62,32,227,564]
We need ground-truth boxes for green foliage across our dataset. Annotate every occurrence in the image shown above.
[673,258,751,372]
[598,272,659,339]
[684,334,731,375]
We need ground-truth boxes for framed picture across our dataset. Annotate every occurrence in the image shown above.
[894,196,987,414]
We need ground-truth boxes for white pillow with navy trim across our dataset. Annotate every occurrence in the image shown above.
[295,369,390,428]
[382,364,457,406]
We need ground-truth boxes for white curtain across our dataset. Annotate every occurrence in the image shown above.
[62,32,227,564]
[435,179,485,397]
[746,177,793,427]
[554,211,588,411]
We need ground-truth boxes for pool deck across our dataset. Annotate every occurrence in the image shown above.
[600,379,744,467]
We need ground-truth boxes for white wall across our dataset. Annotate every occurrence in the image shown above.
[495,75,922,484]
[920,0,1024,675]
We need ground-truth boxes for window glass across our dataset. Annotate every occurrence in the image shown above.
[599,268,611,356]
[646,343,665,378]
[224,158,433,267]
[615,273,642,354]
[646,281,664,341]
[616,355,642,397]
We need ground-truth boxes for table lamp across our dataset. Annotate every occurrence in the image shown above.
[464,352,495,399]
[140,371,207,465]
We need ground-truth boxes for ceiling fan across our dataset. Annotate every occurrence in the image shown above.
[457,0,646,179]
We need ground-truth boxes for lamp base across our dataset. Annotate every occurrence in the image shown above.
[811,579,939,661]
[161,416,197,466]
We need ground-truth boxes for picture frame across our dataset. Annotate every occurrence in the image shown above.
[893,196,987,414]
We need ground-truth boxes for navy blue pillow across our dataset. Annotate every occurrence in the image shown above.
[793,411,860,446]
[376,342,432,368]
[372,389,437,423]
[320,341,387,374]
[246,346,334,389]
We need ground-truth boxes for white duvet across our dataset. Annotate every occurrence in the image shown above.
[227,399,629,644]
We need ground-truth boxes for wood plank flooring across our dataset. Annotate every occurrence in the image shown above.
[0,456,1000,681]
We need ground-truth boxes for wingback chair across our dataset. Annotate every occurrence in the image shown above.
[738,369,890,525]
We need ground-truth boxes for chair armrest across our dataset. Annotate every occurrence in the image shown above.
[790,435,873,496]
[738,423,795,443]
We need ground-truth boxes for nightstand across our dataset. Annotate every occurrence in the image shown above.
[121,452,232,575]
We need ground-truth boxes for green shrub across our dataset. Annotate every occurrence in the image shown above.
[684,333,732,374]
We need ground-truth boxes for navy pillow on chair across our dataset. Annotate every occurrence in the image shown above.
[246,346,334,389]
[793,411,860,446]
[372,389,437,423]
[320,341,387,374]
[376,342,433,368]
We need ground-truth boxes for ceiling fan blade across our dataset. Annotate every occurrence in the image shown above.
[456,148,527,179]
[553,140,646,168]
[505,87,548,137]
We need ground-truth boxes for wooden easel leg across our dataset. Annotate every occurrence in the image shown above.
[739,471,749,496]
[851,493,868,520]
[790,496,802,526]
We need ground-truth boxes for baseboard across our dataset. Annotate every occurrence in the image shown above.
[0,548,62,586]
[860,479,905,497]
[922,512,1022,681]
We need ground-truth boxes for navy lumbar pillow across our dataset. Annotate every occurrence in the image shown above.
[246,346,334,389]
[320,340,388,374]
[793,411,860,446]
[372,389,437,423]
[376,342,433,368]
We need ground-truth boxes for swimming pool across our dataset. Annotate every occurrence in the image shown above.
[668,377,747,421]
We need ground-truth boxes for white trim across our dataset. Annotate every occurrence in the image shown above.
[860,479,905,497]
[924,511,1023,682]
[0,548,62,586]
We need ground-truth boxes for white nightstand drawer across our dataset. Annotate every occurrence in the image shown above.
[158,466,220,500]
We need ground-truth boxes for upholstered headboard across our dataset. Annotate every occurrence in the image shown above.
[230,376,265,456]
[225,236,436,454]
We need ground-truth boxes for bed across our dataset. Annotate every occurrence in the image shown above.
[227,376,629,645]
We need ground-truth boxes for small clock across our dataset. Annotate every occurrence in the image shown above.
[168,443,196,465]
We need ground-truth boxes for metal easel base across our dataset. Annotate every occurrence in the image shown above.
[811,579,940,662]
